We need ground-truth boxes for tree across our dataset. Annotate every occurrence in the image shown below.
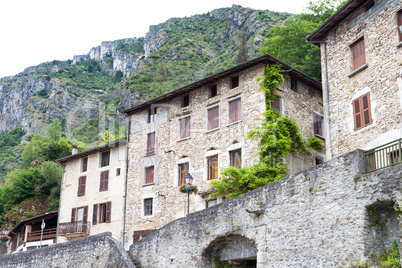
[235,31,250,64]
[47,119,63,142]
[148,63,170,99]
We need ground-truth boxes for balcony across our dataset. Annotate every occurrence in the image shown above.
[26,228,57,242]
[364,138,401,173]
[58,221,91,240]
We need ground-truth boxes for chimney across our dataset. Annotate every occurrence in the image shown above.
[72,145,78,155]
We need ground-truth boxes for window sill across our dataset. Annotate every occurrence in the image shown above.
[396,41,402,48]
[315,134,325,140]
[145,153,155,157]
[348,63,368,78]
[206,127,220,133]
[177,137,191,142]
[99,189,108,192]
[227,120,242,127]
[142,183,155,187]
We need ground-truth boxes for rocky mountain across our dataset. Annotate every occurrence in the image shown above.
[0,5,291,139]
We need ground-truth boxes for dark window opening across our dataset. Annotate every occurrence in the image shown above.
[210,85,217,97]
[82,157,88,172]
[116,168,121,176]
[231,76,239,89]
[101,151,110,167]
[182,95,190,107]
[291,78,298,92]
[148,107,157,123]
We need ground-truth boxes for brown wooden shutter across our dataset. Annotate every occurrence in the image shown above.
[147,132,155,155]
[353,98,362,130]
[99,172,104,191]
[180,117,190,139]
[78,176,86,196]
[104,170,109,190]
[271,98,280,111]
[93,204,98,225]
[105,202,111,223]
[229,99,241,123]
[145,166,154,184]
[71,208,76,223]
[362,93,371,126]
[208,106,219,130]
[352,38,366,70]
[353,93,372,130]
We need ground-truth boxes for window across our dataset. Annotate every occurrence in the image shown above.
[207,106,219,130]
[231,76,239,88]
[145,166,154,184]
[350,38,366,71]
[144,198,153,216]
[291,78,298,92]
[206,199,217,208]
[228,98,241,124]
[100,170,109,191]
[352,92,372,130]
[148,107,157,123]
[271,97,281,112]
[116,168,121,176]
[77,176,86,196]
[313,113,324,137]
[179,116,191,139]
[95,202,111,224]
[101,151,110,167]
[182,95,190,107]
[82,157,88,172]
[207,155,218,180]
[230,149,242,168]
[147,132,155,155]
[397,10,402,42]
[178,162,189,185]
[71,206,88,224]
[210,85,217,98]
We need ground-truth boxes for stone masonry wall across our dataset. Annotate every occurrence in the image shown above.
[124,63,323,249]
[0,232,135,268]
[321,0,402,158]
[130,150,402,267]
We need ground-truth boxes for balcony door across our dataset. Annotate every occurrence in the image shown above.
[77,208,84,232]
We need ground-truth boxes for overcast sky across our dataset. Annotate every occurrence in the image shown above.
[0,0,313,78]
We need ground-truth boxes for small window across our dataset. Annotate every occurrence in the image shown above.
[207,155,218,180]
[182,95,190,107]
[352,92,372,130]
[178,162,189,185]
[313,113,324,137]
[145,166,154,184]
[101,151,110,167]
[144,198,153,216]
[397,10,402,42]
[207,106,219,130]
[179,116,191,139]
[350,38,366,71]
[230,149,242,168]
[99,204,107,223]
[228,98,241,124]
[94,202,110,224]
[147,132,155,155]
[210,85,217,98]
[271,97,281,112]
[231,76,239,89]
[82,157,88,172]
[291,78,298,92]
[77,176,86,196]
[100,170,109,191]
[116,168,121,176]
[206,199,217,208]
[148,108,157,123]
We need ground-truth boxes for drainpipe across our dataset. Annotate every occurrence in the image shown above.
[306,40,333,159]
[55,163,65,244]
[122,115,131,249]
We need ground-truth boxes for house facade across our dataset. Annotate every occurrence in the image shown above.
[122,54,323,249]
[307,0,402,162]
[56,139,127,243]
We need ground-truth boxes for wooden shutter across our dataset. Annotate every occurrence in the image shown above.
[353,93,372,130]
[147,132,155,155]
[105,202,111,223]
[100,171,109,191]
[208,106,219,130]
[351,38,366,70]
[180,117,191,139]
[271,98,280,111]
[313,114,323,136]
[229,98,241,123]
[362,93,371,126]
[145,166,154,184]
[78,176,86,196]
[92,204,98,225]
[71,208,76,223]
[353,98,362,130]
[397,10,402,41]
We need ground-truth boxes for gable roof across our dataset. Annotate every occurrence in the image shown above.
[306,0,368,42]
[56,138,127,163]
[9,211,58,236]
[123,53,322,116]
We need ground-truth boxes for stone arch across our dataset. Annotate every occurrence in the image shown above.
[202,234,257,267]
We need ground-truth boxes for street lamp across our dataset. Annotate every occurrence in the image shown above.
[185,173,194,217]
[1,227,9,255]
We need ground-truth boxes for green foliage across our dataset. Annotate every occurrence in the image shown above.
[113,70,124,83]
[306,137,324,150]
[260,0,347,81]
[355,241,401,268]
[116,38,145,53]
[0,127,26,184]
[36,89,48,98]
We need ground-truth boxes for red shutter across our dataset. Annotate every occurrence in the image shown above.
[229,99,241,123]
[147,132,155,155]
[105,202,111,223]
[271,98,280,111]
[145,166,154,184]
[208,106,219,130]
[93,204,98,225]
[180,117,191,139]
[71,208,76,223]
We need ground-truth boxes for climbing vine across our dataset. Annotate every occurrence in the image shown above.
[210,64,322,199]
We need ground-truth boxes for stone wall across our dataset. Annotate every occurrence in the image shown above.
[124,62,323,249]
[321,0,402,158]
[0,232,135,268]
[129,150,402,267]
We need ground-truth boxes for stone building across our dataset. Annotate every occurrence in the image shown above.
[122,54,323,249]
[56,139,127,243]
[306,0,402,162]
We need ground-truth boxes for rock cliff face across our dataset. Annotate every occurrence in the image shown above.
[0,5,290,136]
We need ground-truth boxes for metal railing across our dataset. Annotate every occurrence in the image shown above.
[58,221,91,235]
[133,228,156,244]
[364,138,401,173]
[26,228,57,242]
